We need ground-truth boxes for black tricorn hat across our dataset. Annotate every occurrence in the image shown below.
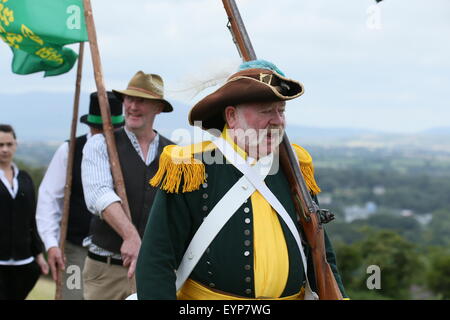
[80,91,125,129]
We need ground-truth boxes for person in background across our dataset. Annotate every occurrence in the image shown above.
[81,72,174,300]
[136,60,347,300]
[36,92,124,300]
[0,124,49,300]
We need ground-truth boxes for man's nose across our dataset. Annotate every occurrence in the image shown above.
[126,100,137,110]
[270,110,285,125]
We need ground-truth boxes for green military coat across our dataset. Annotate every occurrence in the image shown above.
[136,144,347,299]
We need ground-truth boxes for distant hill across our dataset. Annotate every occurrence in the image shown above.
[421,127,450,135]
[15,141,60,168]
[0,92,192,142]
[286,125,450,154]
[3,92,450,167]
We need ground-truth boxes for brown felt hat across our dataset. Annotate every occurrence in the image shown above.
[113,71,173,112]
[188,68,304,130]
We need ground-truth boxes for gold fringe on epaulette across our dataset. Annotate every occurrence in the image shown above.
[292,144,322,195]
[150,146,206,193]
[300,162,321,196]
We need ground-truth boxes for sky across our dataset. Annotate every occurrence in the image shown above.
[1,0,450,137]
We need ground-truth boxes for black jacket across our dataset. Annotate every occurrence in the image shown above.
[66,135,92,246]
[0,169,44,260]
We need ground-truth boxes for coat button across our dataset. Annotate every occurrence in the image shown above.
[202,183,208,188]
[202,193,208,199]
[244,218,251,224]
[244,240,251,247]
[244,264,251,271]
[202,205,208,211]
[209,283,215,288]
[245,289,252,295]
[244,207,250,213]
[244,251,250,257]
[245,277,251,283]
[244,229,250,236]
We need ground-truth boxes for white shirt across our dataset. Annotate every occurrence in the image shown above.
[82,128,160,257]
[35,133,93,252]
[0,162,34,266]
[0,162,19,198]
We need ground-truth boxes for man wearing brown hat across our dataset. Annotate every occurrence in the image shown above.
[135,60,347,300]
[36,92,124,300]
[81,72,174,300]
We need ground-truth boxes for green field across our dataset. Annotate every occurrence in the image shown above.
[26,276,55,300]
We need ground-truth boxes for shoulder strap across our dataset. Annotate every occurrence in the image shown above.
[214,137,318,300]
[175,152,272,291]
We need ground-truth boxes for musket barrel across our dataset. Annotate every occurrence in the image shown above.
[222,0,257,61]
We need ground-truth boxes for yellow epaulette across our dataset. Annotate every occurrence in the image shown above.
[150,141,216,193]
[150,141,321,195]
[292,144,321,195]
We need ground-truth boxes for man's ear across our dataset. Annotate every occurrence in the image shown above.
[155,102,165,114]
[224,106,237,129]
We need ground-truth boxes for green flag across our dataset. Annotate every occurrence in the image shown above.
[0,0,88,76]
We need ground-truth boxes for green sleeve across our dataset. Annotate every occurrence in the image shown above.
[305,229,348,299]
[324,229,349,298]
[136,189,192,300]
[310,195,348,298]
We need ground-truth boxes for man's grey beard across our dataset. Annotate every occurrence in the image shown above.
[232,125,285,159]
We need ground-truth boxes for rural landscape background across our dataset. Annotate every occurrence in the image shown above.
[14,110,450,300]
[1,0,449,300]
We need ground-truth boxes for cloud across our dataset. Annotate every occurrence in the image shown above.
[1,0,449,133]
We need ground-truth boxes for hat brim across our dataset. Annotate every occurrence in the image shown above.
[188,70,304,130]
[80,114,125,129]
[112,89,173,113]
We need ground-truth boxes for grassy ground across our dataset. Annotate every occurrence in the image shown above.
[26,276,55,300]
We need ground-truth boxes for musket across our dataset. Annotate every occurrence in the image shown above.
[221,0,343,299]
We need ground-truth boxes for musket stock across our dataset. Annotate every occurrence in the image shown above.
[279,136,343,300]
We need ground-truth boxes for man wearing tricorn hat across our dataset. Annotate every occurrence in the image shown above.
[136,60,348,300]
[81,72,174,300]
[36,91,124,300]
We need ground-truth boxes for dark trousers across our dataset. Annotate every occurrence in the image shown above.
[0,261,41,300]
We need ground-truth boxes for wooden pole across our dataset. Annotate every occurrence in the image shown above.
[55,42,85,300]
[82,0,131,222]
[82,0,135,294]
